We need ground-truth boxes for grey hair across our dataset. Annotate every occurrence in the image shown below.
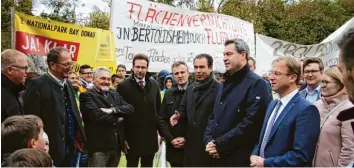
[224,38,250,59]
[1,49,26,72]
[92,66,111,79]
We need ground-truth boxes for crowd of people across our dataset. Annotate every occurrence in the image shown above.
[1,28,354,167]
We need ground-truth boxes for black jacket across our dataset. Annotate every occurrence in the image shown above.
[178,75,221,167]
[23,74,86,166]
[204,65,271,166]
[80,88,133,152]
[158,86,188,164]
[117,74,161,156]
[1,75,24,122]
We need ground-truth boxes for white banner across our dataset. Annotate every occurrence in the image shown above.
[255,17,354,75]
[110,0,255,72]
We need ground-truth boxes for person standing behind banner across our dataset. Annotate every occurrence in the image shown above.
[313,66,354,167]
[80,67,133,167]
[170,54,221,167]
[79,64,94,89]
[299,58,324,103]
[117,54,161,167]
[1,49,28,122]
[158,61,190,167]
[23,47,86,167]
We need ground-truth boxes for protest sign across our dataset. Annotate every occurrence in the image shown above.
[14,12,116,74]
[255,17,354,75]
[110,0,255,72]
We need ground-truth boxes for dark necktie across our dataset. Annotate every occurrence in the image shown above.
[139,81,144,89]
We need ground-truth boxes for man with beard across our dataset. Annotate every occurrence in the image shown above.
[299,58,324,103]
[170,54,221,167]
[23,47,86,167]
[204,39,270,166]
[117,54,161,167]
[337,29,354,133]
[79,64,94,89]
[1,49,28,122]
[158,61,190,167]
[80,67,133,167]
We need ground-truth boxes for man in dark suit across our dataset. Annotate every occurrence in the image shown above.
[158,61,189,167]
[170,54,221,167]
[1,49,28,122]
[337,28,354,135]
[251,56,320,167]
[80,66,133,167]
[23,47,86,167]
[117,54,161,167]
[204,39,271,167]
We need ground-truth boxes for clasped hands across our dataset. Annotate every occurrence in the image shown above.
[171,137,185,148]
[250,155,264,167]
[205,140,220,159]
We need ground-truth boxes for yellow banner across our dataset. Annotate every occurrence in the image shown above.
[14,12,116,74]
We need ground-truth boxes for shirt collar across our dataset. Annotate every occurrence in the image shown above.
[134,76,145,85]
[48,71,66,87]
[279,89,298,106]
[177,83,188,90]
[305,85,321,95]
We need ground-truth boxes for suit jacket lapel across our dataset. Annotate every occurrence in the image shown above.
[259,100,277,144]
[268,93,300,141]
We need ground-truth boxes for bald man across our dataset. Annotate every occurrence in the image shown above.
[1,49,28,122]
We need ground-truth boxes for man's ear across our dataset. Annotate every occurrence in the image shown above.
[27,138,36,148]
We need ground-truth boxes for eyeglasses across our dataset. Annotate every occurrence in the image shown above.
[304,70,320,75]
[55,62,74,67]
[10,65,29,71]
[81,72,93,75]
[269,71,292,77]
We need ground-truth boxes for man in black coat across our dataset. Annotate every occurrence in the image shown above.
[204,39,270,166]
[23,47,86,167]
[117,54,161,167]
[80,67,133,167]
[170,54,221,167]
[158,61,189,167]
[1,49,28,122]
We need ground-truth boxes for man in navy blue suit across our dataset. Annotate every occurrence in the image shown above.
[250,56,320,167]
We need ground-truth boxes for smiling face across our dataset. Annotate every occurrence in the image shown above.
[320,74,342,97]
[303,63,322,86]
[50,50,73,80]
[93,70,111,92]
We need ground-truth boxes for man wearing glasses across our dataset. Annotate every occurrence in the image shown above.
[79,64,94,89]
[299,58,324,103]
[1,49,28,122]
[23,47,86,167]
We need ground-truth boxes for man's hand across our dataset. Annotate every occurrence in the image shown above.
[171,137,185,148]
[170,111,180,126]
[100,108,113,114]
[250,155,264,167]
[205,140,219,157]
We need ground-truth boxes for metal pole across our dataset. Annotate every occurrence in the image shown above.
[11,7,15,49]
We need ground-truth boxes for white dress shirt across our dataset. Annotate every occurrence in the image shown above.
[48,71,66,87]
[134,76,146,86]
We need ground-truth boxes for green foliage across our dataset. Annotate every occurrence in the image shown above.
[39,0,82,23]
[1,0,33,51]
[84,6,110,30]
[221,0,353,44]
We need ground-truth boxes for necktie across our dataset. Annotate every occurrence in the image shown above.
[260,100,282,158]
[139,81,144,89]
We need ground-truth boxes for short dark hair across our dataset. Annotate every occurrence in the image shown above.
[302,57,324,72]
[194,53,213,68]
[248,57,256,65]
[8,148,52,167]
[133,54,149,67]
[171,61,188,72]
[117,64,126,71]
[79,64,92,74]
[224,39,250,60]
[338,28,354,71]
[46,47,69,70]
[2,115,43,153]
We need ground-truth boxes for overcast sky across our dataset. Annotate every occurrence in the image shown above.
[32,0,108,17]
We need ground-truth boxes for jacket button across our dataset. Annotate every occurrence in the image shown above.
[193,122,196,125]
[115,133,118,136]
[220,102,223,104]
[215,124,218,126]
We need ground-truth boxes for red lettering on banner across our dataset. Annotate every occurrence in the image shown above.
[161,11,173,25]
[169,13,179,26]
[145,7,157,23]
[200,14,207,26]
[193,15,200,27]
[127,2,143,20]
[177,14,188,27]
[15,31,80,61]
